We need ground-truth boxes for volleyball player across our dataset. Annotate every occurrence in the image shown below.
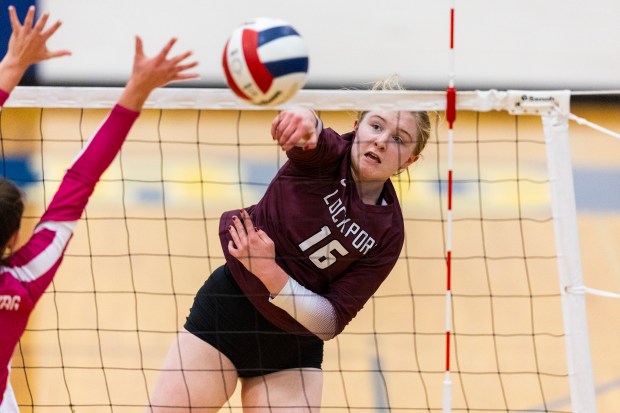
[149,78,431,412]
[0,6,198,412]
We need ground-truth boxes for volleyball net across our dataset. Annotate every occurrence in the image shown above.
[0,87,612,412]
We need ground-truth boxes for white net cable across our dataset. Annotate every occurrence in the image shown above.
[567,113,620,141]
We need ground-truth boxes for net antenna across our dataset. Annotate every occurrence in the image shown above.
[443,2,457,411]
[441,2,599,410]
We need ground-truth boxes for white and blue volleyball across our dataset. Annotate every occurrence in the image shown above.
[222,17,309,106]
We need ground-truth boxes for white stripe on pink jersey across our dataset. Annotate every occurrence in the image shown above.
[5,221,75,283]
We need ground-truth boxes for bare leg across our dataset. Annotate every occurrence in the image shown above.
[240,368,323,413]
[148,329,239,413]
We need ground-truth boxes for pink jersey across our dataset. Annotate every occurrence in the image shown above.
[0,94,139,405]
[220,127,405,336]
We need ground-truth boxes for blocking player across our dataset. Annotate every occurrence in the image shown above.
[0,6,198,412]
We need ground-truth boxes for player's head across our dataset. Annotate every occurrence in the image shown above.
[0,178,24,258]
[351,76,431,183]
[357,76,431,158]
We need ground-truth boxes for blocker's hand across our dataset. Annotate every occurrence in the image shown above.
[0,5,70,93]
[118,36,199,112]
[129,36,199,92]
[5,5,71,68]
[228,209,277,278]
[271,108,319,152]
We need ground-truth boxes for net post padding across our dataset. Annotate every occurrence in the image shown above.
[542,112,597,413]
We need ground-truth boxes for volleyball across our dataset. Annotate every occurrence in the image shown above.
[222,17,309,106]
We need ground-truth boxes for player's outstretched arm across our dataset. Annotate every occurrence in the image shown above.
[42,37,198,222]
[0,5,70,94]
[118,36,199,112]
[25,35,198,301]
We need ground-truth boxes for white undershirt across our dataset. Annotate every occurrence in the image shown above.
[270,277,337,341]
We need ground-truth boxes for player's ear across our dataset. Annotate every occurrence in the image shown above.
[353,119,359,131]
[401,154,420,169]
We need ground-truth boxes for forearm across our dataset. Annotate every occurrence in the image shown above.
[69,104,139,180]
[0,58,28,95]
[251,260,337,340]
[42,104,139,222]
[254,263,290,296]
[117,79,153,112]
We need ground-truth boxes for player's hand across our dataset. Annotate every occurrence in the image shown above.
[227,209,278,278]
[132,36,199,89]
[118,36,199,111]
[271,108,319,152]
[128,36,199,92]
[4,5,70,69]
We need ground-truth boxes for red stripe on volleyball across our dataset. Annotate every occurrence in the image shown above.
[242,29,273,93]
[222,40,250,100]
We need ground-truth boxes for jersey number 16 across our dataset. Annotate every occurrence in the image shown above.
[298,226,349,269]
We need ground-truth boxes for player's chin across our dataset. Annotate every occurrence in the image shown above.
[359,165,389,181]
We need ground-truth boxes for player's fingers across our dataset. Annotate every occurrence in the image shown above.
[290,122,309,144]
[173,73,200,83]
[23,6,35,29]
[176,60,199,73]
[169,50,193,66]
[227,240,239,256]
[159,37,177,59]
[273,114,293,147]
[279,120,304,150]
[33,12,49,33]
[228,223,243,246]
[134,36,144,58]
[279,137,294,152]
[239,209,256,235]
[255,228,273,246]
[46,49,72,60]
[8,6,20,32]
[271,114,285,141]
[41,20,62,40]
[232,215,247,239]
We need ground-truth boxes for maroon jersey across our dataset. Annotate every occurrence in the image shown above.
[219,127,405,336]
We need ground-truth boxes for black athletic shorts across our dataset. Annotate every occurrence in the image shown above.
[184,264,324,377]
